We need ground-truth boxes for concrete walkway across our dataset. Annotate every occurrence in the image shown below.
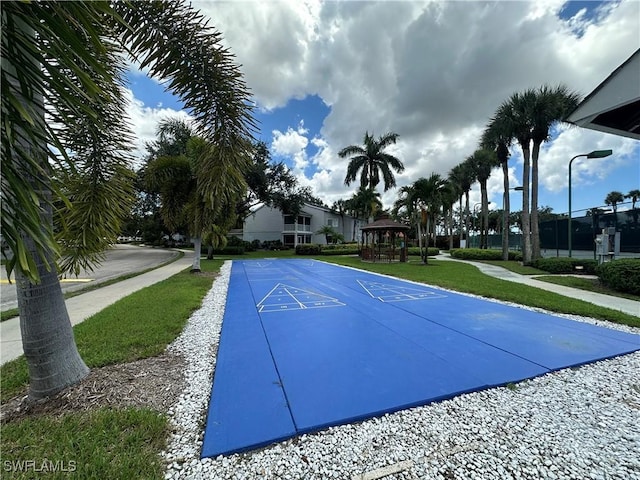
[0,253,193,365]
[438,254,640,318]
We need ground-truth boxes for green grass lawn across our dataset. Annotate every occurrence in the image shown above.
[322,257,640,327]
[476,259,547,275]
[1,253,638,479]
[1,260,221,480]
[534,275,640,302]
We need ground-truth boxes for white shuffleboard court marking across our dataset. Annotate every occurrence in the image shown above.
[256,283,346,313]
[357,279,446,302]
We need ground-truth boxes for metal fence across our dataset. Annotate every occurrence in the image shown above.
[540,209,640,254]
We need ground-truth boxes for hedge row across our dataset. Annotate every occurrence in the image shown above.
[531,257,597,274]
[596,259,640,295]
[407,247,440,257]
[211,246,245,255]
[450,248,523,261]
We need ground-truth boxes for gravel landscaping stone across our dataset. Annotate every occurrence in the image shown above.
[164,261,640,479]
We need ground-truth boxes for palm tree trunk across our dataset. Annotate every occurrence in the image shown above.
[448,207,454,250]
[464,191,470,248]
[501,160,510,260]
[531,141,541,260]
[458,196,463,247]
[16,232,90,400]
[519,142,532,263]
[481,181,489,249]
[10,21,88,400]
[191,236,202,272]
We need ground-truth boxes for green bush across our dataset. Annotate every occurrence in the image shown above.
[596,258,640,295]
[531,257,597,274]
[407,247,440,257]
[295,244,321,255]
[450,248,522,261]
[319,245,360,256]
[212,246,245,255]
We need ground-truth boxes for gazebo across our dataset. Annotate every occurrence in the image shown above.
[360,216,411,262]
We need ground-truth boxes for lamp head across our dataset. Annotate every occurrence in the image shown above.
[586,149,613,159]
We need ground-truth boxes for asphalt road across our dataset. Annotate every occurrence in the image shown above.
[0,244,179,311]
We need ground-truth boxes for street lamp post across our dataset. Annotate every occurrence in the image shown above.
[568,149,613,257]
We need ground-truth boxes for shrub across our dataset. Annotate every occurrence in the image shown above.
[319,246,360,256]
[532,257,597,274]
[295,244,321,255]
[450,248,522,261]
[227,235,244,246]
[407,247,440,257]
[251,239,261,250]
[263,240,284,250]
[212,246,245,255]
[596,258,640,295]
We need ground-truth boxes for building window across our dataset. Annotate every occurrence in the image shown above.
[283,234,295,247]
[328,218,335,227]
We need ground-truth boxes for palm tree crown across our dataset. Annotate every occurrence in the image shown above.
[340,131,404,192]
[626,189,640,209]
[605,191,625,214]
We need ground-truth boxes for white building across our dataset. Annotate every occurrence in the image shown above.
[234,203,365,247]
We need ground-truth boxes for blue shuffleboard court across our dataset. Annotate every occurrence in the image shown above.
[202,259,640,457]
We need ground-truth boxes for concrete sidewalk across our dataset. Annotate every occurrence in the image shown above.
[438,254,640,318]
[0,254,193,365]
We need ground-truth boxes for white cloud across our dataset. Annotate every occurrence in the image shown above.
[185,0,639,210]
[271,123,310,171]
[123,89,192,167]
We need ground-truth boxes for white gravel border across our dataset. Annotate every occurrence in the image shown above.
[163,260,640,479]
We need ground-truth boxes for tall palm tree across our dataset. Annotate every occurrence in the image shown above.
[482,116,513,259]
[413,174,446,264]
[2,1,254,399]
[351,187,382,223]
[331,199,349,239]
[495,90,535,263]
[449,161,476,247]
[605,191,625,214]
[341,132,405,193]
[440,179,461,250]
[530,85,581,259]
[626,189,640,209]
[468,149,500,249]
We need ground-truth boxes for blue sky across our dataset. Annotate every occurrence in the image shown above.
[124,0,639,217]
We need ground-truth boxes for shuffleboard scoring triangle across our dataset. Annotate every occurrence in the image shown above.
[357,279,447,302]
[257,283,346,312]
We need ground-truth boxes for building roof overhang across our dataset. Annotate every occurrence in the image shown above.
[566,49,640,140]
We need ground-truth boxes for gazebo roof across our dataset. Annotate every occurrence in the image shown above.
[361,217,410,232]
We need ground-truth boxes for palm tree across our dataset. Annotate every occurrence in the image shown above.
[316,225,342,244]
[351,187,383,223]
[468,149,500,249]
[449,161,476,247]
[605,191,625,214]
[626,189,640,209]
[482,115,513,260]
[440,180,461,250]
[146,131,246,271]
[413,174,446,264]
[530,85,581,260]
[495,90,535,263]
[2,1,254,399]
[341,132,405,193]
[331,199,349,239]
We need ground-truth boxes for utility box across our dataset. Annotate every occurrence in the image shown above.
[595,227,620,264]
